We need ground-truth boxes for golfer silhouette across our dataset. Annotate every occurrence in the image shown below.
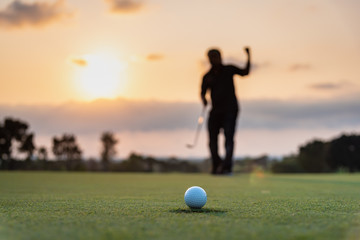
[201,47,251,175]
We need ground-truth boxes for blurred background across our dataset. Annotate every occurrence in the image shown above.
[1,0,359,164]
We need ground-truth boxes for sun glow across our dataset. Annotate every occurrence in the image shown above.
[74,53,127,100]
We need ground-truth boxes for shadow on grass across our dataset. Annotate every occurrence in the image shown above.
[169,208,227,215]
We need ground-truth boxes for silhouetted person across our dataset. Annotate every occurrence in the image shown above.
[201,47,251,175]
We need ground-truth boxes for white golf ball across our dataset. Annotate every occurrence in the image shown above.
[184,186,207,209]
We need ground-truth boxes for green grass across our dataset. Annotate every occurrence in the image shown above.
[1,172,359,240]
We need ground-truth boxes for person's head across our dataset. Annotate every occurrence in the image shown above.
[207,49,222,67]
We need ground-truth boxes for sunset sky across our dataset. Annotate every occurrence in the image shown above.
[1,0,359,159]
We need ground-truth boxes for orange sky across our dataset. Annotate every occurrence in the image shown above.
[1,0,359,158]
[1,0,359,104]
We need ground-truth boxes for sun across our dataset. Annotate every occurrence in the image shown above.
[74,52,126,100]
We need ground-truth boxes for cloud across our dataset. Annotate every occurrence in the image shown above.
[310,83,340,90]
[0,0,72,28]
[0,99,201,134]
[146,54,164,61]
[289,63,312,72]
[240,96,360,129]
[71,58,87,67]
[1,96,359,136]
[106,0,143,13]
[309,81,352,91]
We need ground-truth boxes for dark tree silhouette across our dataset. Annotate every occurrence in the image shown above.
[326,134,360,172]
[52,134,82,170]
[100,132,118,171]
[4,118,28,141]
[37,146,48,161]
[271,155,303,173]
[0,126,11,160]
[0,117,35,162]
[18,133,35,161]
[298,140,329,173]
[122,152,146,172]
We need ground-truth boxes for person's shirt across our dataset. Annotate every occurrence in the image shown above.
[201,65,247,114]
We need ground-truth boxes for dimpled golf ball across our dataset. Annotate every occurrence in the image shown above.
[184,186,207,209]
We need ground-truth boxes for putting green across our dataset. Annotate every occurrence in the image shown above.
[0,172,359,240]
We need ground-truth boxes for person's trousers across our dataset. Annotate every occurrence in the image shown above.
[208,110,238,172]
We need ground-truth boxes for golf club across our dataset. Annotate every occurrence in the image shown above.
[186,106,206,149]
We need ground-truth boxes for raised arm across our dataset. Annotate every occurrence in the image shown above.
[232,47,251,76]
[243,47,251,76]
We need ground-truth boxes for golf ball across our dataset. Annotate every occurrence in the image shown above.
[184,186,207,209]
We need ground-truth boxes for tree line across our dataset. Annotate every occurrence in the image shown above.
[0,117,112,170]
[1,117,359,173]
[271,134,360,173]
[0,117,201,172]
